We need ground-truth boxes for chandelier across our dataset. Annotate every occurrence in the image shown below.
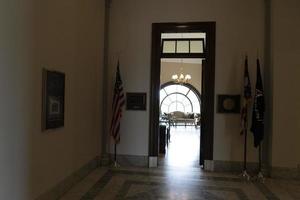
[171,59,191,83]
[171,73,191,83]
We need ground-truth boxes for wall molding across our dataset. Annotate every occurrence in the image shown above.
[101,0,111,157]
[211,160,260,173]
[109,154,148,167]
[35,156,101,200]
[270,166,300,180]
[263,0,273,178]
[206,160,300,180]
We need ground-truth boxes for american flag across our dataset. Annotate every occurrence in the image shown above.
[240,56,252,135]
[110,62,125,144]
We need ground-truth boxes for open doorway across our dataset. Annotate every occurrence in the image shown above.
[149,22,215,169]
[159,57,202,168]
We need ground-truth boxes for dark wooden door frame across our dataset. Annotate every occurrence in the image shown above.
[149,22,216,165]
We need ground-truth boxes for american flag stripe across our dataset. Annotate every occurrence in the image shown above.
[111,96,124,130]
[112,91,124,118]
[113,122,121,142]
[111,93,125,127]
[110,87,124,141]
[111,107,122,134]
[110,62,125,144]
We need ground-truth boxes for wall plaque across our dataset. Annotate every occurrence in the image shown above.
[217,95,240,113]
[126,93,146,110]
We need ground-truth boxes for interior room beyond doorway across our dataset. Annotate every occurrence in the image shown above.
[159,56,202,168]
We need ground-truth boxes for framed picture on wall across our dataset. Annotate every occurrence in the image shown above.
[42,69,65,130]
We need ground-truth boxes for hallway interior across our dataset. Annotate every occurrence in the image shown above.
[2,0,300,199]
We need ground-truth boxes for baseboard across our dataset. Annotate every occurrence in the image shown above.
[149,156,158,168]
[109,154,148,167]
[208,160,300,179]
[204,160,214,171]
[36,156,100,200]
[211,160,260,173]
[100,153,111,166]
[270,166,300,180]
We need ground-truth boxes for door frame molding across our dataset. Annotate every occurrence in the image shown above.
[149,22,216,165]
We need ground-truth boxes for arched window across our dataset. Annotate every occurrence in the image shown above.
[160,83,201,114]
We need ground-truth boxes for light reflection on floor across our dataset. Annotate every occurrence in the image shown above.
[159,126,200,168]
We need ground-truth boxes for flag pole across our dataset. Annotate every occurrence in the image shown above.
[251,58,265,182]
[243,122,248,171]
[258,142,262,171]
[240,54,250,181]
[112,142,120,168]
[241,113,250,181]
[110,61,124,168]
[243,53,248,174]
[255,142,265,182]
[114,142,118,167]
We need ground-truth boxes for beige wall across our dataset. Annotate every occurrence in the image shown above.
[0,0,104,199]
[161,61,202,93]
[108,0,264,161]
[0,1,34,198]
[271,0,300,168]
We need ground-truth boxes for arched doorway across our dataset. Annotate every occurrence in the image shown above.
[160,82,201,114]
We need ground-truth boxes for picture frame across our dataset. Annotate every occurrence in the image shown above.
[42,69,65,130]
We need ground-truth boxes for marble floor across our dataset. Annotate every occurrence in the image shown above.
[60,166,300,200]
[60,126,300,199]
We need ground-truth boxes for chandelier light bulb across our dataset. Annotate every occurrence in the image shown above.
[171,71,192,83]
[185,74,191,80]
[172,74,178,80]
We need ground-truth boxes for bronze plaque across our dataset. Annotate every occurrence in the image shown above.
[217,95,240,113]
[126,93,146,110]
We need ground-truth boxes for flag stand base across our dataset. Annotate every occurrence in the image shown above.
[252,144,264,182]
[253,171,265,183]
[112,161,120,168]
[240,170,250,181]
[111,143,120,168]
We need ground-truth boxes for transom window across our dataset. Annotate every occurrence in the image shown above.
[160,83,201,114]
[161,38,205,58]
